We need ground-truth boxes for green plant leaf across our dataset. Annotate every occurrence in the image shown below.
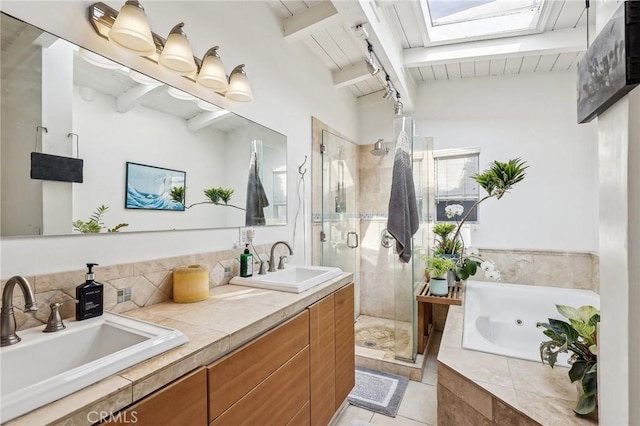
[574,394,597,415]
[577,306,599,323]
[568,360,591,383]
[589,313,601,327]
[556,305,582,322]
[108,223,129,233]
[569,319,596,346]
[548,319,578,345]
[582,371,598,398]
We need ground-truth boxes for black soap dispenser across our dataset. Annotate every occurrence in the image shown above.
[76,263,104,320]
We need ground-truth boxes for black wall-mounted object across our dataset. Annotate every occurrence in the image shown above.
[577,1,640,123]
[30,152,83,183]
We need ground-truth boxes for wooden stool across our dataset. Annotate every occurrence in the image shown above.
[416,281,464,354]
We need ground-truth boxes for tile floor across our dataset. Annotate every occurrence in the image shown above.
[335,332,442,426]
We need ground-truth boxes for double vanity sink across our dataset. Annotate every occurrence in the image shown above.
[0,264,344,423]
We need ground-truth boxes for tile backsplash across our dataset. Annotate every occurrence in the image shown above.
[1,243,289,332]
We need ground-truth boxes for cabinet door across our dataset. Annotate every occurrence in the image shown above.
[210,347,310,426]
[207,311,309,422]
[102,367,207,426]
[308,294,336,426]
[334,283,355,408]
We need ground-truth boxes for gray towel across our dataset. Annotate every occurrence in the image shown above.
[245,152,270,226]
[387,130,419,263]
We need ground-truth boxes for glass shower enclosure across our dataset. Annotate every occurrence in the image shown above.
[318,119,432,363]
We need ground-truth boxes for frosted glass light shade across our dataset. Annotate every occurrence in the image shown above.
[108,1,156,56]
[167,87,196,101]
[79,48,121,70]
[159,23,197,75]
[226,65,253,102]
[196,47,228,92]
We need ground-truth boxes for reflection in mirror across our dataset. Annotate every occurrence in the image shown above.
[0,13,287,237]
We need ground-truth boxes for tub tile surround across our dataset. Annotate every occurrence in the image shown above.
[438,306,597,426]
[4,273,354,425]
[0,243,290,332]
[475,248,600,293]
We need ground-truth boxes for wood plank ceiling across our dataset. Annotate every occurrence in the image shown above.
[267,0,591,97]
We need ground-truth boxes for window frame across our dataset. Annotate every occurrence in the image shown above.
[433,148,480,223]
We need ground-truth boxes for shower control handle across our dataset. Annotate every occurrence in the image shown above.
[347,232,359,249]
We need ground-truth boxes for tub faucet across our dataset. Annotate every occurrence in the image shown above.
[268,241,293,272]
[1,276,38,347]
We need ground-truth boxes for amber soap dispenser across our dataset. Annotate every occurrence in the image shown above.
[76,263,104,320]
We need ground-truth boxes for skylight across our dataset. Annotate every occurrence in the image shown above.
[422,0,548,44]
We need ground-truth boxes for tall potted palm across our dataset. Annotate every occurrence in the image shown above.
[438,158,528,281]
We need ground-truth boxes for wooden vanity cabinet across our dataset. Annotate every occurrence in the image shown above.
[309,283,355,425]
[101,367,207,426]
[100,283,354,426]
[207,310,310,426]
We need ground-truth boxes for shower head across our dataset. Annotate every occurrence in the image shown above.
[370,139,389,156]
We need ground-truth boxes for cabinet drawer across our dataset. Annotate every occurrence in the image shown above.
[207,310,309,422]
[210,347,310,426]
[102,367,207,426]
[287,401,310,426]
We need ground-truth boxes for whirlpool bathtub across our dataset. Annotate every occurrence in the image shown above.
[462,280,600,367]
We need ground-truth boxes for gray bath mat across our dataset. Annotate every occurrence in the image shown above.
[347,367,409,417]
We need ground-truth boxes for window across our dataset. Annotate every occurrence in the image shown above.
[422,0,548,44]
[434,149,479,222]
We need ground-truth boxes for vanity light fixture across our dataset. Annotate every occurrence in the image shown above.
[129,69,164,86]
[79,48,121,70]
[226,65,253,103]
[108,0,156,56]
[197,99,222,111]
[197,47,229,92]
[167,86,197,101]
[158,23,197,76]
[89,2,253,102]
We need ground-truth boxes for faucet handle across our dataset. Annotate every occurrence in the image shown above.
[278,256,287,270]
[43,299,77,333]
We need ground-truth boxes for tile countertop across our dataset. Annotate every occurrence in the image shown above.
[7,273,354,426]
[438,305,597,426]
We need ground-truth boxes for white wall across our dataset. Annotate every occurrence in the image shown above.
[361,71,599,252]
[1,47,42,236]
[72,87,231,231]
[0,1,359,277]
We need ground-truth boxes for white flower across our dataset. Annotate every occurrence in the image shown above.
[486,269,501,281]
[480,260,496,272]
[466,247,480,256]
[445,204,464,219]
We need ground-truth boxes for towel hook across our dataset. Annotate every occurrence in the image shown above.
[34,126,48,152]
[67,133,80,158]
[297,155,307,177]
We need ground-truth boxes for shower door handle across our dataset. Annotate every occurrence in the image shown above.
[347,232,359,249]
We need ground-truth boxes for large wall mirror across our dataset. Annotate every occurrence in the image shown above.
[1,13,287,237]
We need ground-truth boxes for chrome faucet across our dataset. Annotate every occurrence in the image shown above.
[1,276,38,346]
[268,241,293,272]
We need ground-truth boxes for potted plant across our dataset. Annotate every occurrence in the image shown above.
[537,305,599,417]
[422,256,455,296]
[434,158,528,282]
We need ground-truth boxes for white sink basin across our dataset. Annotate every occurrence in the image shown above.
[230,265,343,293]
[0,312,187,422]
